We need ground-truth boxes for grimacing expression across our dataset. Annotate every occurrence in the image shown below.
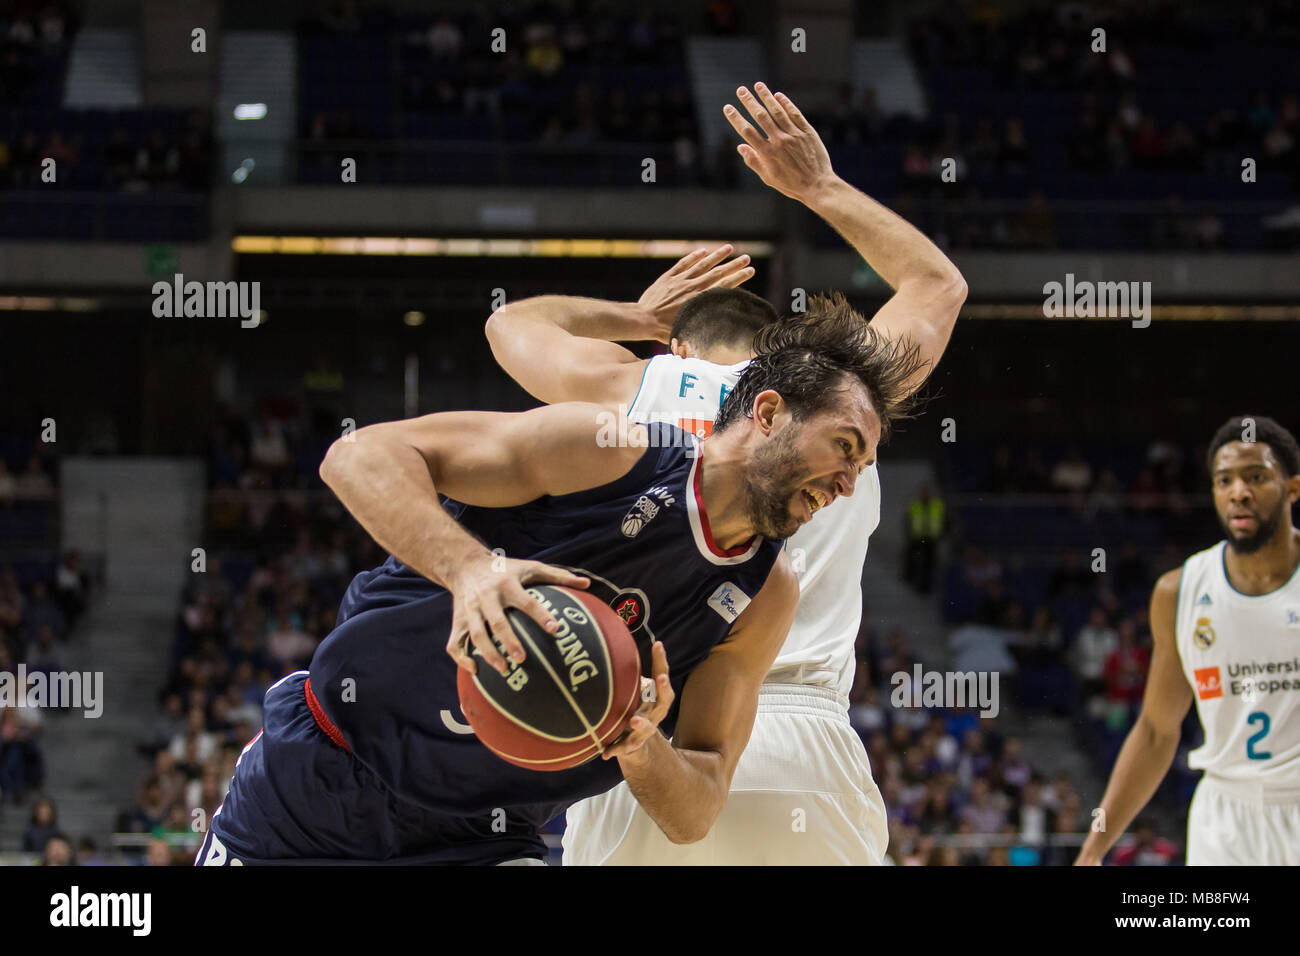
[1211,441,1295,554]
[743,381,881,539]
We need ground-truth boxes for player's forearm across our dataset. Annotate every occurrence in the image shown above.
[319,430,491,589]
[1078,715,1181,860]
[618,732,727,844]
[801,176,964,292]
[487,296,652,345]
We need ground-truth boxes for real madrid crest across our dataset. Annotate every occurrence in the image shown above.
[1193,616,1215,650]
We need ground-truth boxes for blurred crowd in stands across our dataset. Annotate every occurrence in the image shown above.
[0,1,72,99]
[845,624,1178,864]
[111,391,378,865]
[0,433,95,862]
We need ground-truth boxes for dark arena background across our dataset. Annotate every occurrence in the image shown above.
[1,0,1297,913]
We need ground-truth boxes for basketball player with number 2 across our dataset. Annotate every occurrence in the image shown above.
[1077,416,1300,865]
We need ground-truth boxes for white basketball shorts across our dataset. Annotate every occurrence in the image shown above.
[562,683,888,865]
[1186,773,1300,865]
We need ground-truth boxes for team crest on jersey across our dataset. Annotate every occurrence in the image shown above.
[1193,616,1216,650]
[620,486,676,538]
[614,594,643,628]
[1194,666,1223,700]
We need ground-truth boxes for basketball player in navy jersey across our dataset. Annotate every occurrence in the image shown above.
[487,84,965,864]
[196,329,924,865]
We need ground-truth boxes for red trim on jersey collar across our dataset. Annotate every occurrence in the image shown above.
[692,449,757,558]
[304,677,352,753]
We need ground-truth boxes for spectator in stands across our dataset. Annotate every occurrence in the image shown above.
[1111,817,1179,865]
[1012,776,1056,845]
[0,693,44,802]
[904,485,945,593]
[1103,617,1149,715]
[152,748,187,811]
[426,15,462,59]
[21,795,64,852]
[143,691,185,757]
[1072,606,1118,706]
[1084,468,1123,518]
[170,704,216,768]
[24,623,61,676]
[14,454,53,499]
[124,777,170,833]
[1164,120,1200,172]
[0,567,24,648]
[53,551,87,627]
[1051,446,1093,495]
[998,118,1031,175]
[1131,116,1165,170]
[22,581,64,641]
[136,130,178,187]
[145,837,172,866]
[1015,188,1056,248]
[76,837,102,865]
[960,777,1008,833]
[43,129,77,173]
[42,835,73,865]
[249,415,291,480]
[267,610,317,674]
[998,737,1033,792]
[901,141,933,191]
[103,126,136,188]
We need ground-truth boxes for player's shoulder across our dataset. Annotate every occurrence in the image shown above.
[1149,566,1184,629]
[1153,566,1184,600]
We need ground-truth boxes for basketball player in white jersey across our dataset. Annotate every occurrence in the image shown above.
[1077,416,1300,865]
[487,84,966,864]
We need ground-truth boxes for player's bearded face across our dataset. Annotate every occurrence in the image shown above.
[742,422,811,539]
[1219,493,1284,554]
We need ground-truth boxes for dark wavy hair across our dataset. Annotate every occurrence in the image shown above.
[714,291,928,442]
[1206,415,1300,477]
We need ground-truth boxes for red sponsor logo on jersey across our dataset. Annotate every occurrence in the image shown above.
[1194,666,1223,700]
[678,417,713,438]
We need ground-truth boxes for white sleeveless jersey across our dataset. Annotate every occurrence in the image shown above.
[627,354,880,697]
[1175,541,1300,785]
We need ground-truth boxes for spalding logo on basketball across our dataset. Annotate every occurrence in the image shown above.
[456,585,642,771]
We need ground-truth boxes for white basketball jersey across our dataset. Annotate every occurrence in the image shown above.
[1175,541,1300,785]
[627,354,881,697]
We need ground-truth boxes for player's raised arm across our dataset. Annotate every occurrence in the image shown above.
[319,403,647,675]
[1075,568,1194,864]
[607,552,799,843]
[724,83,967,396]
[484,246,754,406]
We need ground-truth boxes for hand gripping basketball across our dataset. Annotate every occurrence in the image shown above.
[601,640,674,763]
[445,552,590,676]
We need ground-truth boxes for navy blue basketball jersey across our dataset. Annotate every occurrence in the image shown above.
[208,423,784,863]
